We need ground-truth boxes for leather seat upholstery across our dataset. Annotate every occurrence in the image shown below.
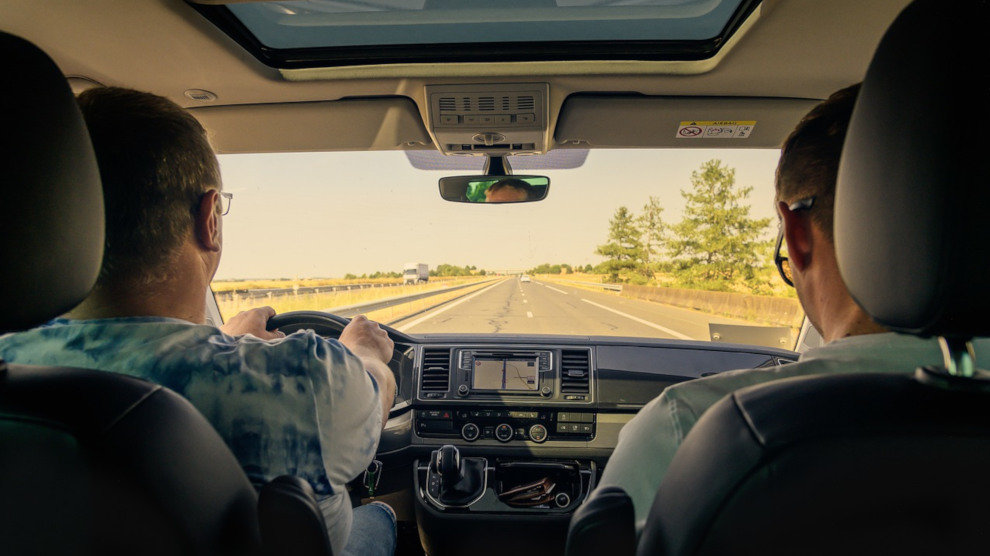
[0,31,332,555]
[632,1,990,554]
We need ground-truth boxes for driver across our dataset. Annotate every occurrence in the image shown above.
[0,87,397,556]
[484,178,532,203]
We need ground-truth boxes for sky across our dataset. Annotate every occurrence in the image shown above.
[214,148,781,280]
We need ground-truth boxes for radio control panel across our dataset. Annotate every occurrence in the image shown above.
[415,407,596,443]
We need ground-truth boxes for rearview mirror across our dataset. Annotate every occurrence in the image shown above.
[439,175,550,204]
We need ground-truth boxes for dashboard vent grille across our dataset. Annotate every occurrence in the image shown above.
[438,97,456,111]
[420,348,452,392]
[478,96,495,111]
[560,349,591,393]
[517,95,535,110]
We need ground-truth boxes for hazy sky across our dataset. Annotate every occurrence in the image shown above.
[214,148,781,280]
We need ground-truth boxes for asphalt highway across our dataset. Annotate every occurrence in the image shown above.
[396,277,750,341]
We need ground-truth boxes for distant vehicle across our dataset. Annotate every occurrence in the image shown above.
[403,263,429,284]
[520,275,531,283]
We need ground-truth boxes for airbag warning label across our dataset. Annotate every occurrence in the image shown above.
[676,121,755,139]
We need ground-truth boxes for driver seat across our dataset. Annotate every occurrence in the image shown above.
[0,31,332,555]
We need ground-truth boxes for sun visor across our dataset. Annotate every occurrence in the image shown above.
[554,95,820,149]
[190,97,431,154]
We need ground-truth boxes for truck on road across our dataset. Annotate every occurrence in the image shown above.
[403,263,429,284]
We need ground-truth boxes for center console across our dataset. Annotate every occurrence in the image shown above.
[412,345,599,555]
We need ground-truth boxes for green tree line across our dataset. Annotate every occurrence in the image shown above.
[595,159,775,293]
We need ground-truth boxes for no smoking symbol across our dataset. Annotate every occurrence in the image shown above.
[679,126,703,137]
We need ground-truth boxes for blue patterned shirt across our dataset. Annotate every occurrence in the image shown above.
[0,317,383,495]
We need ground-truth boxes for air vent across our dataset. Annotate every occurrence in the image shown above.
[560,349,591,393]
[460,97,471,111]
[517,95,535,110]
[478,96,495,111]
[420,348,452,392]
[438,97,456,111]
[501,96,511,110]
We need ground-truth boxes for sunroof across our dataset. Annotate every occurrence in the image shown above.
[191,0,759,69]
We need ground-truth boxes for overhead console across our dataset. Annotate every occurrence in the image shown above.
[426,83,550,156]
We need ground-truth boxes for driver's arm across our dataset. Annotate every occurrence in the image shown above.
[338,315,396,428]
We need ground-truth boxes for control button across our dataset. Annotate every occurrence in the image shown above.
[555,492,571,508]
[483,426,495,438]
[529,424,548,443]
[440,114,459,125]
[461,423,480,442]
[556,423,579,434]
[463,115,479,124]
[564,395,587,401]
[457,384,469,396]
[423,392,443,399]
[456,410,469,419]
[558,412,570,422]
[477,115,494,124]
[480,410,492,418]
[495,423,514,442]
[515,427,527,439]
[559,412,594,423]
[494,114,512,124]
[541,386,552,397]
[517,113,536,124]
[470,411,481,418]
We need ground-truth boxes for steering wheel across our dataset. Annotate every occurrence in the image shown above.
[265,310,411,343]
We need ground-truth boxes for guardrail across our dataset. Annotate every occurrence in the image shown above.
[323,278,499,317]
[214,281,408,300]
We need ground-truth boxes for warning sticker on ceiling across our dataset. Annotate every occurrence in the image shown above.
[676,121,756,139]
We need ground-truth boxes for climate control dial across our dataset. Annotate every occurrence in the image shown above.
[494,423,514,442]
[461,423,480,442]
[528,424,548,443]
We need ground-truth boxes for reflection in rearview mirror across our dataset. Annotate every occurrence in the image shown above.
[439,175,550,204]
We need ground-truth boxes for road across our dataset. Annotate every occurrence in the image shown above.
[396,277,750,341]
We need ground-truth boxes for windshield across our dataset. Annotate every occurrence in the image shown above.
[212,148,802,349]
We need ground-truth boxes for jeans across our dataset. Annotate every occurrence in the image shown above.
[341,501,397,556]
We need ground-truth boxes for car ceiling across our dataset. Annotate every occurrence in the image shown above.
[0,0,910,154]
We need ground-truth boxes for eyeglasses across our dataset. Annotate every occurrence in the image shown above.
[774,196,816,287]
[218,192,233,216]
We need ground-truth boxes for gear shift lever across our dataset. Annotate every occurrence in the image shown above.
[427,444,487,508]
[437,445,461,486]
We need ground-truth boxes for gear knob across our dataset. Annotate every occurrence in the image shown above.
[437,444,461,484]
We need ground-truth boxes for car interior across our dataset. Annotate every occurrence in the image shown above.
[2,0,988,555]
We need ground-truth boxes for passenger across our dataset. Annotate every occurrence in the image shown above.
[592,83,989,529]
[484,178,532,203]
[0,87,396,556]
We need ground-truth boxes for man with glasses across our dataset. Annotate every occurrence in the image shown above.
[0,87,397,555]
[591,83,989,530]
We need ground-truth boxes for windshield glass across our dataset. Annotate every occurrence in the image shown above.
[212,148,803,349]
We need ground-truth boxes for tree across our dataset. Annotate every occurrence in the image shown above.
[595,206,648,283]
[668,159,772,289]
[637,195,667,270]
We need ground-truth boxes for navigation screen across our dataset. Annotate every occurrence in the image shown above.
[472,358,539,391]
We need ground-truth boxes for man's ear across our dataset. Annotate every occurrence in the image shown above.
[194,190,222,253]
[779,200,813,273]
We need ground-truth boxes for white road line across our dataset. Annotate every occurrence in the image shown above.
[397,280,505,332]
[580,298,694,340]
[526,311,534,318]
[542,284,568,295]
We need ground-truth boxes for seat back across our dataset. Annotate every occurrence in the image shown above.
[0,363,263,555]
[636,372,990,555]
[566,486,636,556]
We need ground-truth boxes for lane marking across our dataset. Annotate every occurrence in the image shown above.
[580,299,694,340]
[526,311,534,318]
[542,284,568,295]
[396,280,506,332]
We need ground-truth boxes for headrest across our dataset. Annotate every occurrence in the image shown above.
[0,32,104,333]
[835,0,990,338]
